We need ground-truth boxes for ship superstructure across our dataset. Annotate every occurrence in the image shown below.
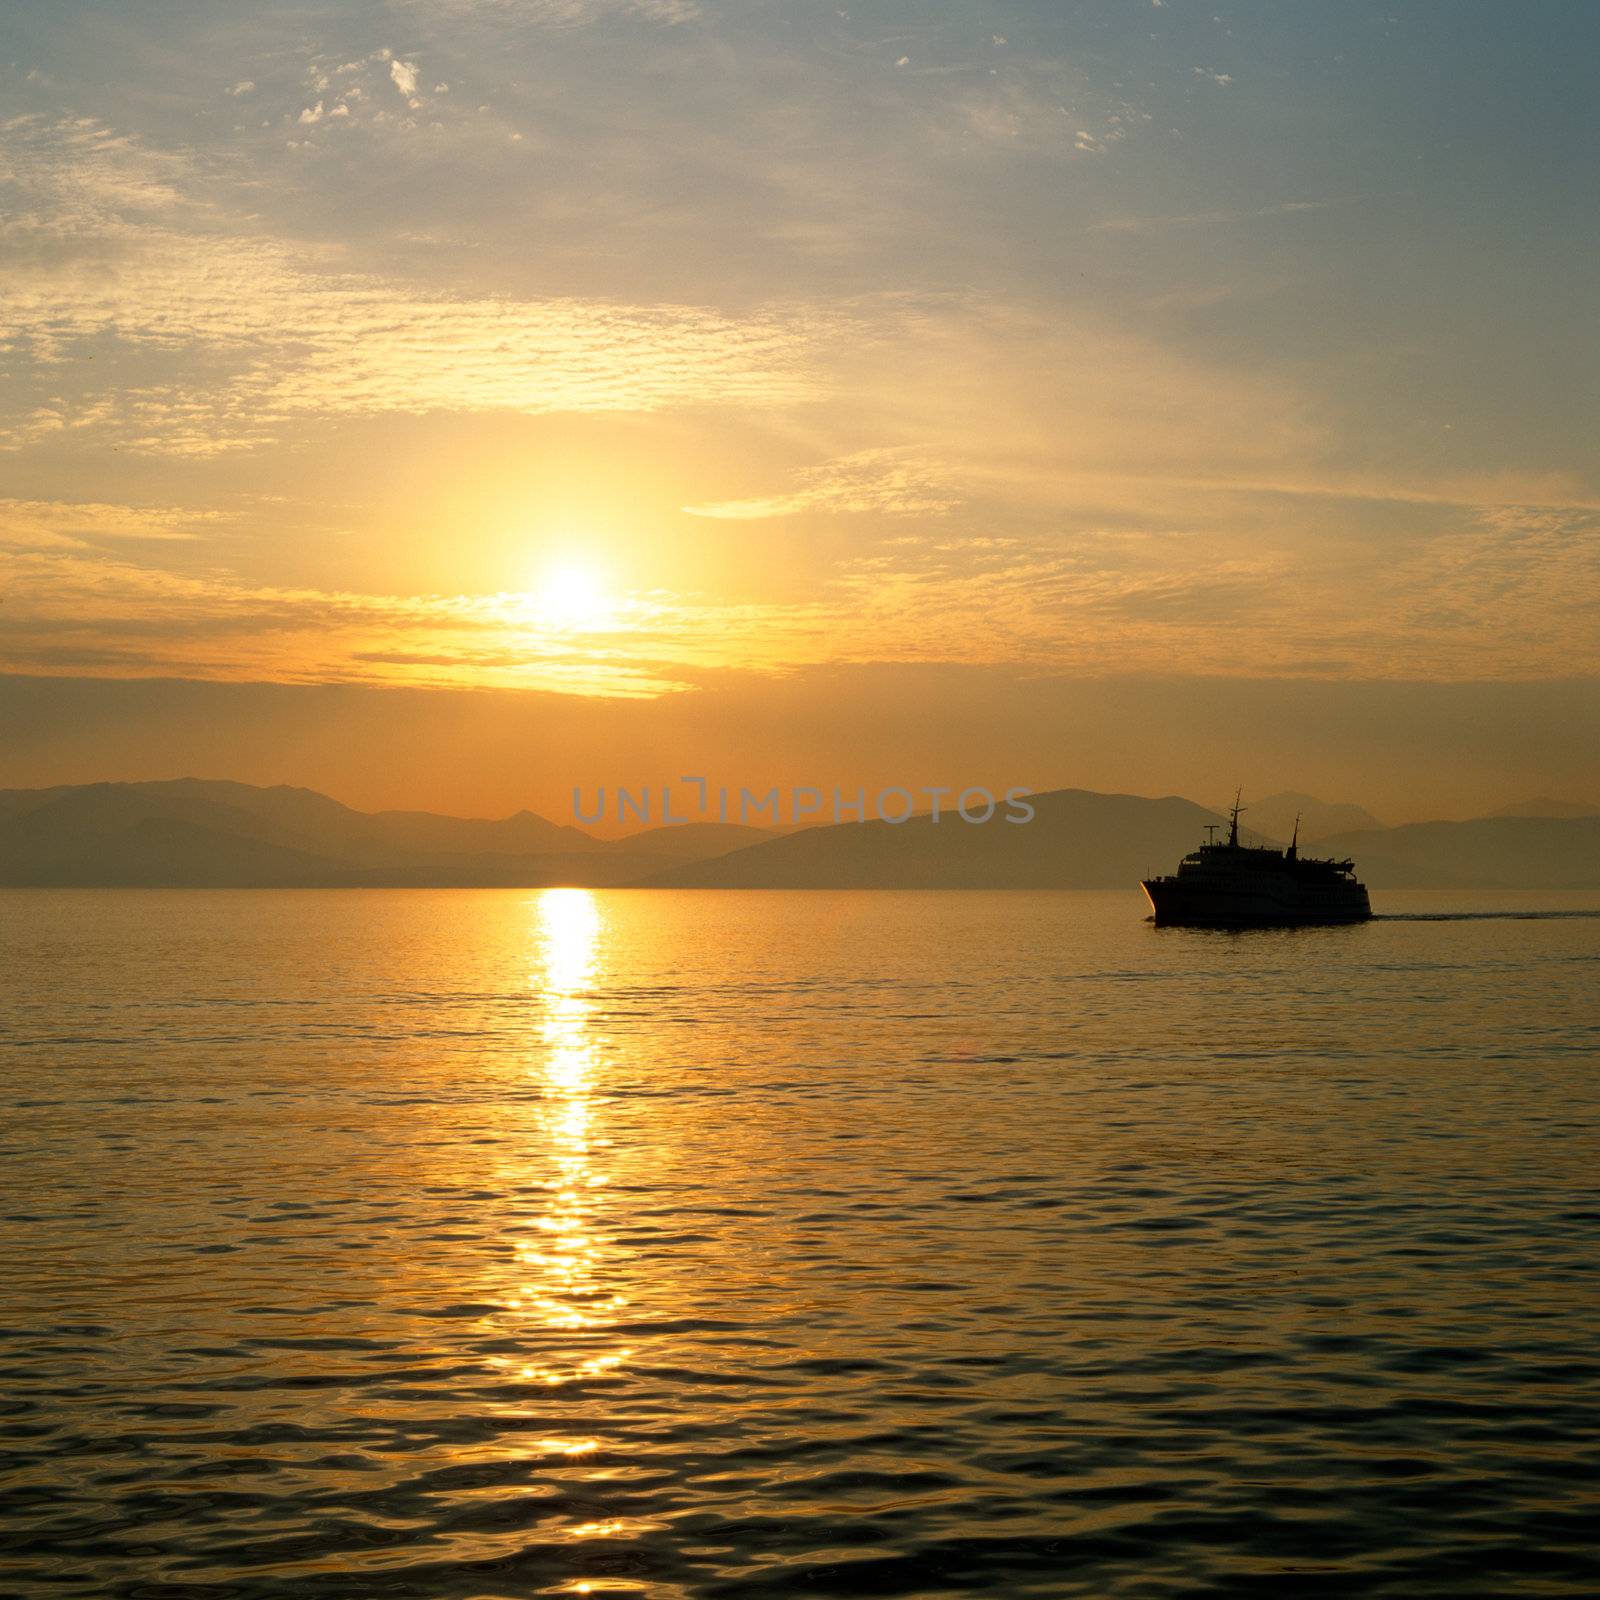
[1141,795,1372,927]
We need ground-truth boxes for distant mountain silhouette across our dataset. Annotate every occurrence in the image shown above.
[0,780,772,888]
[1233,791,1385,844]
[609,822,788,861]
[645,791,1600,891]
[1488,796,1599,820]
[4,779,1597,890]
[1313,816,1600,888]
[639,789,1225,889]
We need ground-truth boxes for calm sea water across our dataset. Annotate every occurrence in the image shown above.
[2,888,1598,1598]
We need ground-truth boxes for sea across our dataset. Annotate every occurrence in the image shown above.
[2,887,1598,1598]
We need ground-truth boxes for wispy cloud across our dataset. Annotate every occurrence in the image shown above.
[0,115,825,453]
[683,448,960,520]
[0,498,225,551]
[0,543,696,696]
[6,496,1599,693]
[1091,198,1352,234]
[936,62,1150,158]
[390,0,700,26]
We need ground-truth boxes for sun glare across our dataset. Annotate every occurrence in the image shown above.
[534,561,611,631]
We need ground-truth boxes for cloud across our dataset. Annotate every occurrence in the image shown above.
[0,115,826,454]
[935,59,1149,157]
[8,493,1599,695]
[0,539,722,695]
[393,0,700,26]
[684,448,960,520]
[6,54,1595,705]
[226,80,255,97]
[0,498,224,551]
[0,113,189,219]
[388,57,420,100]
[1091,198,1352,234]
[273,49,440,135]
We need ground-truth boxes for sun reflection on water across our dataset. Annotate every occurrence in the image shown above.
[470,896,665,1580]
[506,889,634,1385]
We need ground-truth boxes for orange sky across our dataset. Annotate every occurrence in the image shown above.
[2,2,1597,818]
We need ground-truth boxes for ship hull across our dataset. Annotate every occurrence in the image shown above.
[1141,878,1371,928]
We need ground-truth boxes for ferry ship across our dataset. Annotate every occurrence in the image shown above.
[1141,795,1372,927]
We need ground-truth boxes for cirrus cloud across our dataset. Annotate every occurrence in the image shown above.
[0,114,825,455]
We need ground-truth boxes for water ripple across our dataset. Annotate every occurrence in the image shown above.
[1,887,1598,1597]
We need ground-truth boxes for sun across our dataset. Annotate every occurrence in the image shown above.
[534,561,611,630]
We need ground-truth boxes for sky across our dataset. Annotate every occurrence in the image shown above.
[1,0,1597,823]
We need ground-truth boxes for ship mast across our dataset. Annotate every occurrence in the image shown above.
[1227,788,1245,847]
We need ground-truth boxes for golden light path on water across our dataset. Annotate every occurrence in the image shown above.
[495,889,648,1583]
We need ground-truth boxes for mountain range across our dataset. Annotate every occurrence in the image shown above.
[0,780,771,888]
[1488,796,1600,820]
[641,789,1220,889]
[1310,816,1600,890]
[0,779,1595,890]
[1219,790,1386,844]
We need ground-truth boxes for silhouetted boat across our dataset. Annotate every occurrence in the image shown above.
[1141,794,1372,927]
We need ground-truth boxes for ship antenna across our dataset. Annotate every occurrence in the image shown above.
[1289,811,1300,860]
[1228,787,1244,848]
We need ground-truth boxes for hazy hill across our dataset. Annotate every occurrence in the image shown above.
[645,792,1600,891]
[609,822,776,860]
[1488,796,1598,820]
[4,814,353,889]
[1313,816,1600,889]
[1236,791,1385,844]
[639,789,1224,889]
[5,780,1598,890]
[0,781,771,888]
